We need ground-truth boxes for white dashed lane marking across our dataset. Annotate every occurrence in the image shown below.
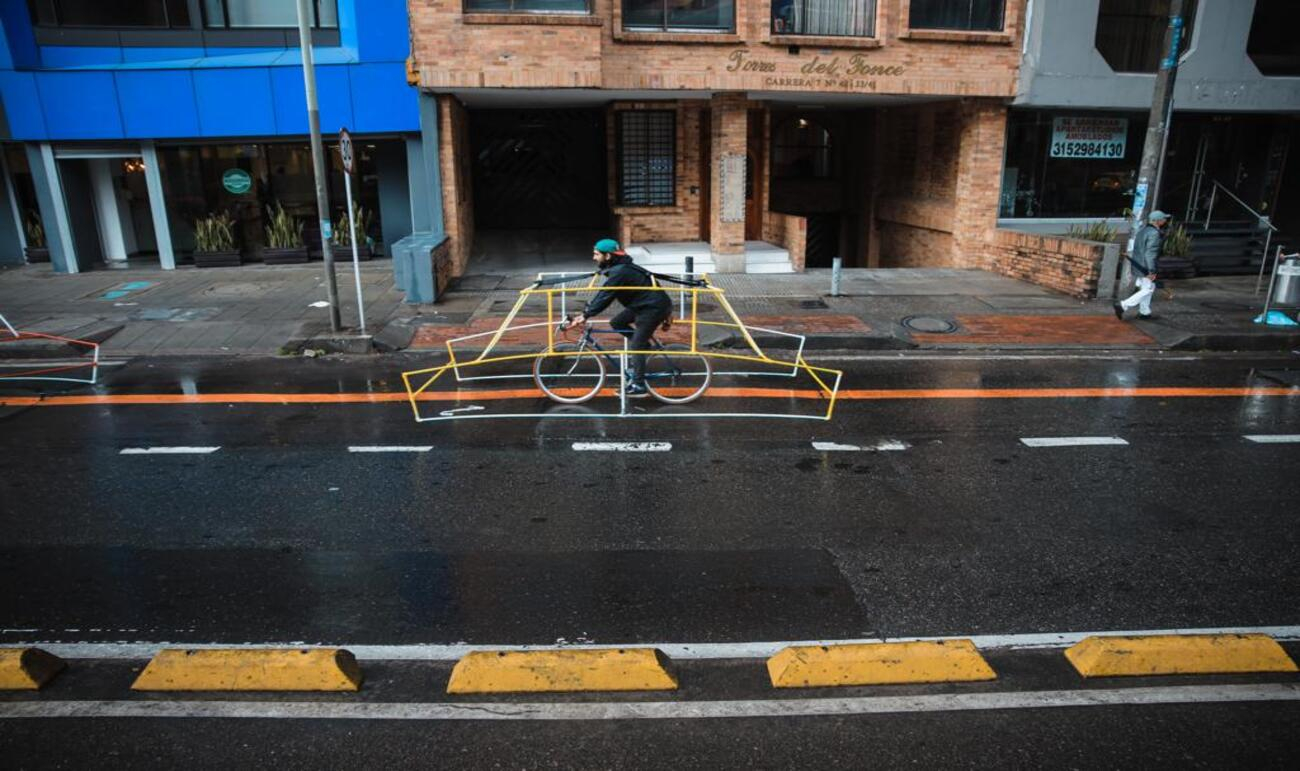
[572,442,673,452]
[347,446,435,453]
[118,447,221,455]
[1244,435,1300,444]
[812,441,910,452]
[1019,437,1129,448]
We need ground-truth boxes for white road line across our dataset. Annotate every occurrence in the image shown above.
[572,442,672,452]
[1244,434,1300,444]
[2,685,1296,722]
[17,624,1300,661]
[118,447,221,455]
[1019,436,1129,448]
[812,440,910,452]
[347,446,434,453]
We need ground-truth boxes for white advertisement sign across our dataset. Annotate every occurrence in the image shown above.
[1050,116,1128,159]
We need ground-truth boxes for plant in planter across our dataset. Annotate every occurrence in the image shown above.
[23,211,50,263]
[193,212,241,268]
[262,202,308,264]
[1064,220,1119,242]
[331,202,373,261]
[1157,223,1196,279]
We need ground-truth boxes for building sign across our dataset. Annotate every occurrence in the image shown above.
[222,168,252,195]
[1050,117,1128,159]
[724,49,906,92]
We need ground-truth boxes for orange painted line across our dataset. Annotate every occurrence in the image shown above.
[1,386,1296,409]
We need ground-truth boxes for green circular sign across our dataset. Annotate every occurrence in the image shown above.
[222,169,252,195]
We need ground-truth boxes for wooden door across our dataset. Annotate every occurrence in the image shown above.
[745,109,765,241]
[699,109,711,242]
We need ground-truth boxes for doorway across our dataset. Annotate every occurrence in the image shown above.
[57,152,159,270]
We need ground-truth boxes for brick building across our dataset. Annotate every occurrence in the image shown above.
[407,0,1026,276]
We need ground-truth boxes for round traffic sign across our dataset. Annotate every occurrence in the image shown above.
[339,128,355,175]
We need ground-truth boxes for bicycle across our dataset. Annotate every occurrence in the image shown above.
[533,317,712,405]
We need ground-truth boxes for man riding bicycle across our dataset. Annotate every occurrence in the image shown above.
[567,238,672,398]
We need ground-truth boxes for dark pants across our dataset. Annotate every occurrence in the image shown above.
[609,305,669,383]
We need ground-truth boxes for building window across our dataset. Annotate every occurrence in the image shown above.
[908,0,1003,31]
[772,0,875,37]
[1095,0,1198,74]
[202,0,339,29]
[773,118,835,179]
[623,0,735,32]
[1247,0,1300,77]
[617,111,675,206]
[464,0,591,12]
[27,0,191,28]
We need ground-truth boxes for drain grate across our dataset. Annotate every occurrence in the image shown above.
[901,315,959,334]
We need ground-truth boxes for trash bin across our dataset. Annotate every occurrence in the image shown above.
[1273,256,1300,308]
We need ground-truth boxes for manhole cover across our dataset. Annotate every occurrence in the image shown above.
[901,315,959,334]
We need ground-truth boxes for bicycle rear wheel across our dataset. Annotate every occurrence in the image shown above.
[533,344,606,404]
[644,343,712,404]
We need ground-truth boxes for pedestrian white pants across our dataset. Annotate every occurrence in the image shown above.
[1121,276,1155,315]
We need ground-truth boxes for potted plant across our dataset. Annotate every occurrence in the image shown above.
[1157,224,1195,279]
[262,202,308,264]
[331,202,373,261]
[23,211,49,263]
[192,212,241,268]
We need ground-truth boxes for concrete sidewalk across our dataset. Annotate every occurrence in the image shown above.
[2,263,1298,358]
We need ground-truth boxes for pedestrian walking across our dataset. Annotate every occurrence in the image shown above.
[1114,210,1169,321]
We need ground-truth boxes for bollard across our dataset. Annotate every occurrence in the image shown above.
[830,257,842,297]
[681,256,695,320]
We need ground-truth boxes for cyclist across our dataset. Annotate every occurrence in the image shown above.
[567,238,672,397]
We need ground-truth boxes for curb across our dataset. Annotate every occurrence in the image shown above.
[1065,634,1299,678]
[131,648,363,692]
[0,648,67,690]
[446,649,678,694]
[767,640,997,688]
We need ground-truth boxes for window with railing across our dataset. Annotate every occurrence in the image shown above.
[908,0,1004,32]
[617,111,676,206]
[623,0,735,33]
[202,0,339,29]
[772,0,875,37]
[1095,0,1198,73]
[27,0,192,28]
[465,0,591,12]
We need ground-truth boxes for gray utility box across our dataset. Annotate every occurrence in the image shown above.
[391,232,448,304]
[1273,257,1300,307]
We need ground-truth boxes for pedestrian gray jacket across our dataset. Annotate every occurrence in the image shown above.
[1129,224,1164,276]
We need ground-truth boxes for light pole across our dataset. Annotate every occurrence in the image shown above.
[1127,0,1185,255]
[296,0,341,333]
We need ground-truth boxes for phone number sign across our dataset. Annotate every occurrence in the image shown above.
[1050,116,1128,159]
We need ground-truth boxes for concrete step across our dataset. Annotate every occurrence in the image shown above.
[746,261,796,274]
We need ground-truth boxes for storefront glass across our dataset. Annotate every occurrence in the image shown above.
[1000,109,1147,219]
[157,139,389,261]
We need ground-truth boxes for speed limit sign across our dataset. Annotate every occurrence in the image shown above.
[339,127,355,175]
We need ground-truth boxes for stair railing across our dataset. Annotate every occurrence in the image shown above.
[1199,180,1280,294]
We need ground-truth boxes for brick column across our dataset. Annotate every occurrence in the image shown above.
[951,99,1008,269]
[709,92,748,273]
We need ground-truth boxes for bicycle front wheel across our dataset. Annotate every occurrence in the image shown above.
[533,344,606,404]
[644,344,712,404]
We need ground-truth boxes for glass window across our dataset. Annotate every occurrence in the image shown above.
[464,0,590,11]
[1247,0,1300,77]
[773,117,834,179]
[617,111,675,206]
[623,0,735,32]
[908,0,1003,31]
[999,110,1148,219]
[772,0,875,37]
[27,0,191,28]
[1095,0,1198,74]
[203,0,339,29]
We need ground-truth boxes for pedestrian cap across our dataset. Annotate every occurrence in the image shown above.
[1148,210,1170,223]
[594,238,624,254]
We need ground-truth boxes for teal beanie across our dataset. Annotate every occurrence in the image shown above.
[594,238,623,254]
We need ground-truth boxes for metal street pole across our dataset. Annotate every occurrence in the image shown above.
[1127,0,1185,256]
[296,0,341,332]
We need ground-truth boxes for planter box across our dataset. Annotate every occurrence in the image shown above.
[24,247,50,263]
[262,246,310,265]
[334,243,372,262]
[194,250,242,268]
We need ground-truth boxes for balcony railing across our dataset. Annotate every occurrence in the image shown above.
[772,0,876,37]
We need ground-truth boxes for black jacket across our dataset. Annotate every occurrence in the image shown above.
[583,255,672,317]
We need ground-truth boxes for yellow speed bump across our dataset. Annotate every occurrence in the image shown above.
[1065,634,1298,678]
[131,648,362,692]
[0,648,67,690]
[767,640,997,688]
[447,649,678,694]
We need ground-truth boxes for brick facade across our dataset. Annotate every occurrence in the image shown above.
[988,229,1109,298]
[438,94,475,276]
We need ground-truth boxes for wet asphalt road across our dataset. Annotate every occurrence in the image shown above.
[1,351,1299,767]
